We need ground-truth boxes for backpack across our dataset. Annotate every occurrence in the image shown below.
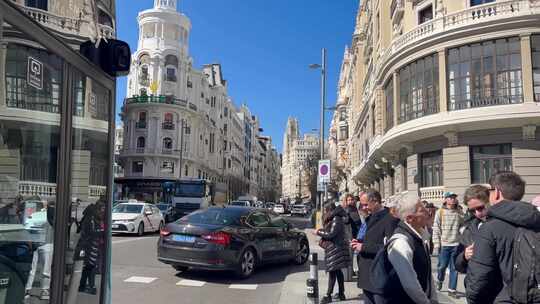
[510,227,540,304]
[370,236,409,295]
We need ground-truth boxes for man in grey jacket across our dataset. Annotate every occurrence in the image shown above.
[387,195,438,304]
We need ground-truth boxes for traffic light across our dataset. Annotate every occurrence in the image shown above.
[80,39,131,77]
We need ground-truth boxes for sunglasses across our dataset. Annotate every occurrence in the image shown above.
[468,205,486,213]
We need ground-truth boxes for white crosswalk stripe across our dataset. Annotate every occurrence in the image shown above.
[124,276,158,284]
[176,279,206,287]
[228,284,258,290]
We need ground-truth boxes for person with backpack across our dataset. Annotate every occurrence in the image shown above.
[378,195,438,304]
[454,185,490,274]
[466,171,540,304]
[351,189,399,304]
[432,191,464,298]
[316,202,351,303]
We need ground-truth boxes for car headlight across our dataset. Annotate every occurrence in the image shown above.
[127,218,138,222]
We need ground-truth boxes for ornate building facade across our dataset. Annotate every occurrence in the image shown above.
[330,0,540,205]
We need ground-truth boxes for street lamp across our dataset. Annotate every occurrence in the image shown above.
[175,118,186,180]
[310,48,327,212]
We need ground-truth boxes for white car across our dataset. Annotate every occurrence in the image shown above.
[273,204,285,214]
[112,202,164,236]
[230,200,251,207]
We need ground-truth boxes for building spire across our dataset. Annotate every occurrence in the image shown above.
[154,0,177,10]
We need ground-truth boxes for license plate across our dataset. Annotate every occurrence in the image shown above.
[112,224,119,228]
[173,234,195,243]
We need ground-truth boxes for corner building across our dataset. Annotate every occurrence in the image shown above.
[339,0,540,205]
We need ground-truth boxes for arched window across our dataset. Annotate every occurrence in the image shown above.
[139,65,149,85]
[98,9,113,27]
[163,137,173,150]
[137,137,145,148]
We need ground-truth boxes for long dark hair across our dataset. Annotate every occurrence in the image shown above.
[323,201,336,225]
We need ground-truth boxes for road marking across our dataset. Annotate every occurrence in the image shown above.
[112,236,157,245]
[124,276,158,284]
[176,279,206,287]
[229,284,258,290]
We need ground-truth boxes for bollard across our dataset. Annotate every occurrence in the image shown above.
[306,252,319,304]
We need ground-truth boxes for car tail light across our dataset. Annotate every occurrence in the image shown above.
[160,227,171,237]
[202,232,231,246]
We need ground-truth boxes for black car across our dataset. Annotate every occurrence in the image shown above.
[156,203,174,223]
[157,206,310,278]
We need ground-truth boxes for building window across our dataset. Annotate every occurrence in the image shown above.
[339,109,347,121]
[136,112,147,128]
[132,161,143,173]
[139,65,149,85]
[163,137,173,150]
[384,79,394,131]
[532,35,540,102]
[25,0,47,10]
[418,5,433,24]
[161,161,174,174]
[421,151,443,187]
[339,126,348,141]
[448,37,522,110]
[166,68,176,82]
[471,144,512,184]
[137,137,146,149]
[5,43,63,113]
[73,69,86,117]
[470,0,495,6]
[399,53,439,123]
[90,80,110,121]
[163,113,174,129]
[224,107,228,117]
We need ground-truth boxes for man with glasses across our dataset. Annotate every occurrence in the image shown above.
[466,171,540,304]
[454,185,489,275]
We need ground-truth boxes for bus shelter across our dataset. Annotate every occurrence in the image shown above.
[0,1,116,303]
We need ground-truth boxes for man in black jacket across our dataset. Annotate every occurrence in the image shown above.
[466,171,540,304]
[351,189,399,304]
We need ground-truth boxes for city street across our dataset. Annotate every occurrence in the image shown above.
[111,215,313,304]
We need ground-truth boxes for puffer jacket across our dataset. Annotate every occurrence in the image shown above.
[317,207,351,272]
[454,214,482,274]
[466,200,540,304]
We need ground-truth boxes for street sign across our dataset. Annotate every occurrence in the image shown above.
[318,160,331,183]
[27,57,43,90]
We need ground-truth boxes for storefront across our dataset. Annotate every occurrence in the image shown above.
[0,1,117,303]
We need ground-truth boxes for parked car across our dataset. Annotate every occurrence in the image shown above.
[265,202,275,210]
[157,206,309,278]
[291,204,309,217]
[273,204,285,214]
[229,201,251,207]
[112,202,164,236]
[156,203,174,223]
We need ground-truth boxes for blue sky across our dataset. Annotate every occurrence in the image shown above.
[116,0,358,152]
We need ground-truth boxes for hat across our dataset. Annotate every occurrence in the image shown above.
[444,191,458,198]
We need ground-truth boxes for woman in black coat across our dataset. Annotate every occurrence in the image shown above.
[316,202,351,304]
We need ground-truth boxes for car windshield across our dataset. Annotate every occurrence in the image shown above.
[180,208,244,226]
[113,204,143,214]
[174,183,205,197]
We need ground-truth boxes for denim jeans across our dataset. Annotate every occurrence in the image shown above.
[437,245,458,291]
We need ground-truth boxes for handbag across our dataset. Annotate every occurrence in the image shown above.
[319,239,330,249]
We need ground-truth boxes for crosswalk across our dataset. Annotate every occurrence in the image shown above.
[123,276,259,290]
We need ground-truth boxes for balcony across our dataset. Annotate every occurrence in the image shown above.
[420,186,446,205]
[125,95,189,107]
[135,121,147,129]
[162,122,175,130]
[449,96,523,111]
[18,181,107,200]
[17,5,81,35]
[136,148,146,153]
[399,101,439,123]
[162,148,173,155]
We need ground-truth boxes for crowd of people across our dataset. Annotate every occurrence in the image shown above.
[315,171,540,304]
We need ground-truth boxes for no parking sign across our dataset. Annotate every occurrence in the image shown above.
[318,160,331,183]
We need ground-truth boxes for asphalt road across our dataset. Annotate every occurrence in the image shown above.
[111,214,313,304]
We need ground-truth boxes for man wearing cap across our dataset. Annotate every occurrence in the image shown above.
[432,191,464,298]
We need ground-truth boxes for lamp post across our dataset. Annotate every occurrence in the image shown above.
[310,48,327,212]
[178,118,185,180]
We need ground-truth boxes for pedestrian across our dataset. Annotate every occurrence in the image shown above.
[454,185,489,275]
[77,200,105,295]
[532,195,540,211]
[385,195,438,304]
[351,189,399,304]
[432,191,463,298]
[466,171,540,304]
[344,194,362,244]
[424,202,437,255]
[316,202,350,303]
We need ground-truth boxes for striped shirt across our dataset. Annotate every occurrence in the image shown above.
[432,206,464,248]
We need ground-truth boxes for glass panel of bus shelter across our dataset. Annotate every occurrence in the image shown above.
[0,21,60,304]
[64,71,111,304]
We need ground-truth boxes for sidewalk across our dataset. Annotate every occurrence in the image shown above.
[277,229,466,304]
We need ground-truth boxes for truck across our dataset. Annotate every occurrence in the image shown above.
[162,179,218,221]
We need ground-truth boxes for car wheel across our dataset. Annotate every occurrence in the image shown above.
[137,222,144,236]
[173,265,188,272]
[293,239,309,265]
[235,248,256,279]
